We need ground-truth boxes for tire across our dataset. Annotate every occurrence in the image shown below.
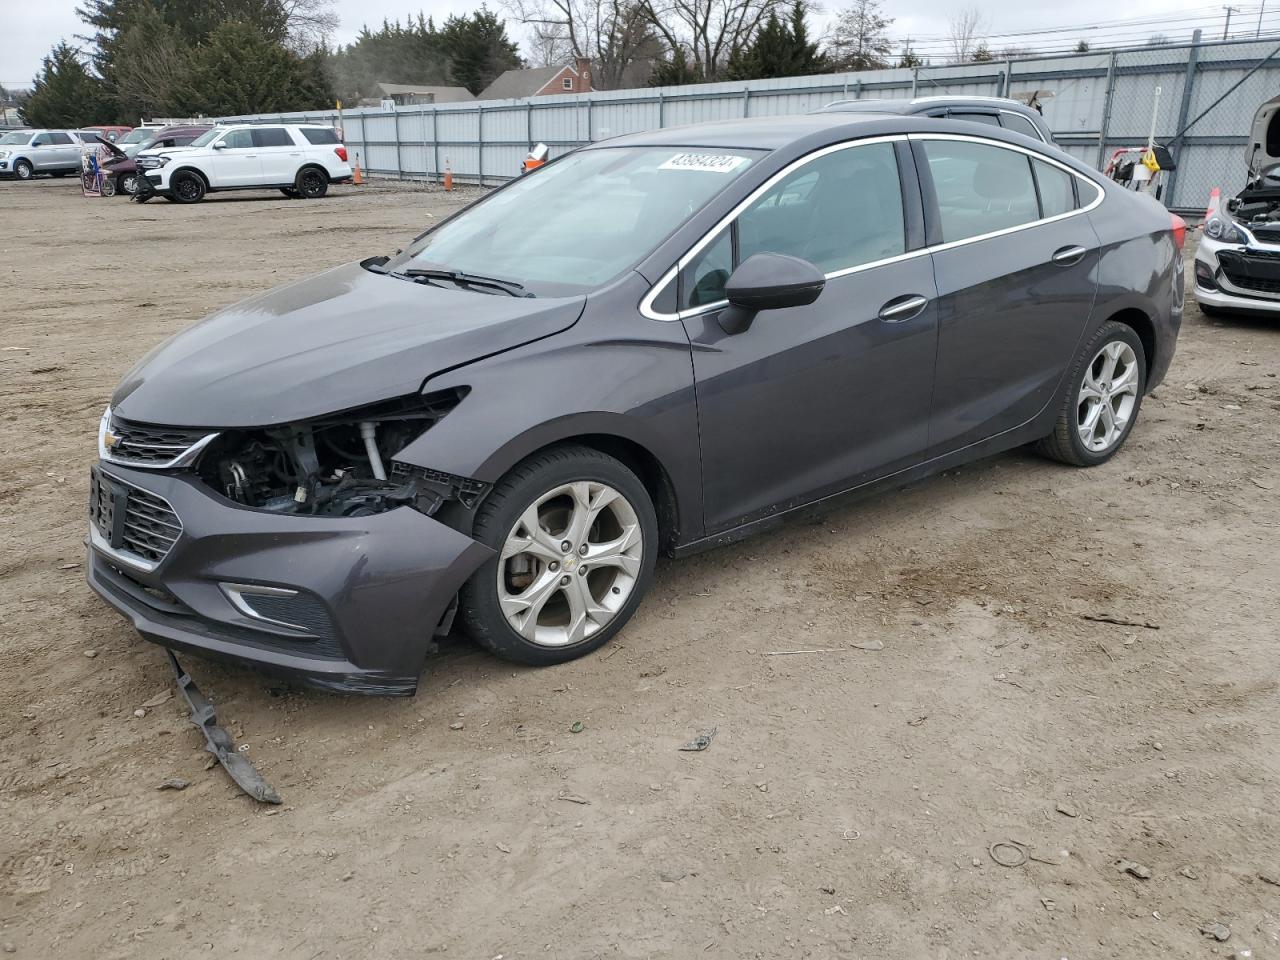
[169,170,206,203]
[1036,321,1147,467]
[120,173,139,195]
[460,446,659,666]
[294,167,328,199]
[279,187,300,198]
[13,160,32,181]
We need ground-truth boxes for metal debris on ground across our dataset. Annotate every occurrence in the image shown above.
[679,728,717,752]
[850,639,885,651]
[1080,613,1160,629]
[1118,859,1153,879]
[989,841,1028,868]
[1200,921,1231,942]
[557,791,590,805]
[167,650,282,805]
[141,689,173,709]
[1259,872,1280,886]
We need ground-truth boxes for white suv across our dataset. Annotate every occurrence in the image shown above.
[135,123,353,203]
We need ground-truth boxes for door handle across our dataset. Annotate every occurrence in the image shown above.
[878,294,929,323]
[1051,245,1087,266]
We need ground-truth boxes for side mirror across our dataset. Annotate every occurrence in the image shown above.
[212,141,227,150]
[31,140,43,147]
[719,253,826,334]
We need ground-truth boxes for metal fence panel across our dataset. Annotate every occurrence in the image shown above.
[214,34,1280,210]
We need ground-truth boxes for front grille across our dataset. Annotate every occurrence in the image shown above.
[107,417,210,465]
[1218,249,1280,296]
[90,470,182,566]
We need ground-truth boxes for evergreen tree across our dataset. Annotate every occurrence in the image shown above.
[726,0,824,80]
[648,46,704,86]
[897,46,923,67]
[327,16,451,102]
[440,8,522,95]
[970,42,993,62]
[21,42,108,127]
[175,21,330,115]
[829,0,892,71]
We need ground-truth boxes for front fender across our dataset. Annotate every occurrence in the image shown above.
[393,285,704,542]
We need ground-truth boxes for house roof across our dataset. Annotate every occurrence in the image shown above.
[375,82,475,103]
[477,65,569,101]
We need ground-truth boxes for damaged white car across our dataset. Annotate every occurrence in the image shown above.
[1195,94,1280,317]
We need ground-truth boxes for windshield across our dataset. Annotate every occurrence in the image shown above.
[118,128,150,144]
[189,128,224,147]
[0,132,32,145]
[399,145,763,295]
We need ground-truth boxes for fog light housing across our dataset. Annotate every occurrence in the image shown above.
[1194,261,1218,290]
[220,582,338,644]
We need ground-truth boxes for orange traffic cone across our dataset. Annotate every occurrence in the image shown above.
[1203,186,1220,222]
[352,152,363,186]
[443,158,453,192]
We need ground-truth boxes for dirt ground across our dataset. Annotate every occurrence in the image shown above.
[2,175,1279,960]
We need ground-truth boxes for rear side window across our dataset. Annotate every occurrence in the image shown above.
[1033,159,1076,217]
[946,111,1000,127]
[300,128,340,145]
[1001,112,1044,141]
[253,127,295,147]
[922,140,1039,243]
[46,132,73,144]
[678,141,906,310]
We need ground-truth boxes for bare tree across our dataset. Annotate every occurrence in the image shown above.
[504,0,666,87]
[947,6,986,63]
[637,0,789,80]
[280,0,340,53]
[828,0,893,71]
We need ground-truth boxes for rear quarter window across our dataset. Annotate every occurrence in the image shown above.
[300,128,340,145]
[1033,159,1076,217]
[1001,112,1045,142]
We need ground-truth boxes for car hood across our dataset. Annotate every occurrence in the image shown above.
[1249,94,1280,176]
[112,261,586,428]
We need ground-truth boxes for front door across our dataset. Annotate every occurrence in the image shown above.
[915,136,1100,454]
[210,129,262,187]
[677,139,939,534]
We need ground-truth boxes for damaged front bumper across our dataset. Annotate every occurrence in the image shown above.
[87,461,493,695]
[1194,232,1280,316]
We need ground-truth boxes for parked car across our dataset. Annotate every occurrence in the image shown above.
[134,123,351,202]
[816,95,1055,144]
[116,126,160,154]
[0,129,88,179]
[88,113,1184,695]
[1194,93,1280,318]
[83,124,132,143]
[106,124,212,195]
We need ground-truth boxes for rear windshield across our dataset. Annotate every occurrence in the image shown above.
[300,128,340,145]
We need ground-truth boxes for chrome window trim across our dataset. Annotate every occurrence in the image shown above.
[99,406,221,470]
[639,132,1104,323]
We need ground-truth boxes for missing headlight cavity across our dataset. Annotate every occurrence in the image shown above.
[197,389,485,517]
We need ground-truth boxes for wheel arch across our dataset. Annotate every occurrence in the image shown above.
[1103,306,1157,381]
[297,162,330,182]
[170,165,211,188]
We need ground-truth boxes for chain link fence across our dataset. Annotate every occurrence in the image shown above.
[219,33,1280,214]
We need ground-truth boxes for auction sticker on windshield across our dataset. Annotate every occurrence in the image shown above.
[659,153,750,173]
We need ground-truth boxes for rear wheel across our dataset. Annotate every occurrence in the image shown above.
[1036,321,1146,467]
[294,167,328,199]
[460,446,658,666]
[170,171,205,203]
[13,160,33,180]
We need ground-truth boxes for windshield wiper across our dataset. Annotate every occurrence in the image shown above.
[400,267,533,297]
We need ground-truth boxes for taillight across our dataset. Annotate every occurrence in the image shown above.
[1170,214,1186,250]
[335,145,348,162]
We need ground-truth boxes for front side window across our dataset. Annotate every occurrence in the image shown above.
[253,127,295,147]
[678,141,906,310]
[922,140,1039,243]
[219,129,253,149]
[399,145,761,296]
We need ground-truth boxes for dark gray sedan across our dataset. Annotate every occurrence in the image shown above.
[88,112,1184,695]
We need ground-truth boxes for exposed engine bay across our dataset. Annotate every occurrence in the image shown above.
[1227,163,1280,238]
[195,390,486,517]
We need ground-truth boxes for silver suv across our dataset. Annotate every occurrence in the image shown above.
[0,129,88,180]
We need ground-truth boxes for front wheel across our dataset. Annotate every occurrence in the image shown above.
[13,160,33,180]
[169,171,206,203]
[119,173,139,195]
[1036,321,1147,467]
[460,446,658,666]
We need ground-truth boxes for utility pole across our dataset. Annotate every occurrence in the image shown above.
[1222,4,1239,39]
[1259,0,1268,36]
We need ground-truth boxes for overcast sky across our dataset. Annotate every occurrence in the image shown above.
[2,0,1271,90]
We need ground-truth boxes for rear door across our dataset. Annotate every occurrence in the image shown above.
[916,135,1100,454]
[673,138,940,533]
[209,128,261,186]
[253,126,302,183]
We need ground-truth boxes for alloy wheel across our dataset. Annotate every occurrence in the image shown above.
[300,171,325,197]
[1077,340,1139,453]
[497,481,643,647]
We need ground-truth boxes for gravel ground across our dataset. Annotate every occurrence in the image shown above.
[2,176,1279,960]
